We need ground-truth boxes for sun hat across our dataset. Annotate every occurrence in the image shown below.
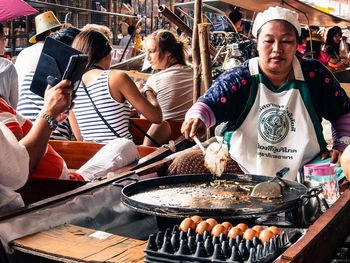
[252,6,301,38]
[306,33,324,43]
[29,11,62,44]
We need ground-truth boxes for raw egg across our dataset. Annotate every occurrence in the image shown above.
[179,218,196,232]
[268,226,282,236]
[227,226,243,239]
[191,215,203,224]
[236,223,248,232]
[221,221,233,231]
[206,218,218,230]
[211,224,227,237]
[252,225,264,235]
[196,221,211,235]
[259,229,275,244]
[243,228,258,240]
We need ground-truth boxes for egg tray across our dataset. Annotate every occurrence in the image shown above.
[144,226,301,263]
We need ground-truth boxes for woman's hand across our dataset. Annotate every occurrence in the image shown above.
[181,118,206,139]
[321,149,342,164]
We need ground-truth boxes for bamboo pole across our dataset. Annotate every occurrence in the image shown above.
[198,23,212,92]
[192,0,202,104]
[158,5,220,61]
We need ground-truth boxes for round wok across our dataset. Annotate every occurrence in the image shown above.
[121,173,308,220]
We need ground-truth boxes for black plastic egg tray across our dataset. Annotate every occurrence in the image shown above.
[145,225,301,263]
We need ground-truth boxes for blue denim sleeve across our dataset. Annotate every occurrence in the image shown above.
[198,61,252,124]
[302,58,350,121]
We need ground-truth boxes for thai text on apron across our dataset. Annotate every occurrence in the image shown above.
[224,57,326,180]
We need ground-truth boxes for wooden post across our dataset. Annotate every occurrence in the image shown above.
[192,0,202,104]
[198,23,212,93]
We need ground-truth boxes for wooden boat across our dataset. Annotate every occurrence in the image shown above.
[15,114,184,207]
[0,137,192,260]
[2,149,350,262]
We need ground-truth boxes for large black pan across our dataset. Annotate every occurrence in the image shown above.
[121,173,309,220]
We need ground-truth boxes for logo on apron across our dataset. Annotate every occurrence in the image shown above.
[259,107,290,144]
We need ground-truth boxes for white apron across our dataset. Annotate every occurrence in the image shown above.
[224,57,326,180]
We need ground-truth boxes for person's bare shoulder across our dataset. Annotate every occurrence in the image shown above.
[109,70,133,85]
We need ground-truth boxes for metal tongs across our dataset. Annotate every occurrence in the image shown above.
[193,135,206,154]
[250,167,289,199]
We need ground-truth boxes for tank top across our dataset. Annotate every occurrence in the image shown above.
[73,70,132,143]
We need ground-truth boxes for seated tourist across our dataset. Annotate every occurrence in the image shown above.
[16,26,81,140]
[0,96,139,182]
[142,29,193,146]
[71,30,162,144]
[0,79,72,212]
[325,26,349,71]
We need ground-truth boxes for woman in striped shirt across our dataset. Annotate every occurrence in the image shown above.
[71,30,162,144]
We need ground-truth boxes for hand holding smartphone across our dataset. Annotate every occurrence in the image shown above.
[62,54,89,93]
[47,54,88,92]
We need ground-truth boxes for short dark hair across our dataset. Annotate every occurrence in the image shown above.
[50,27,81,46]
[127,25,135,35]
[0,23,3,36]
[228,10,242,25]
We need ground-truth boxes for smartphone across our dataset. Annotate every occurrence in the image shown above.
[62,54,89,93]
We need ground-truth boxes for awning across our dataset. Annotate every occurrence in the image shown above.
[175,0,350,27]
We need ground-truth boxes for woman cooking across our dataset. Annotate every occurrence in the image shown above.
[181,6,350,181]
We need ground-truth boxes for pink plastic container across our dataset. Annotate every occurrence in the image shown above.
[303,163,339,205]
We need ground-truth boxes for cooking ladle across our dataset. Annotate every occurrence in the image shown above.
[250,167,289,199]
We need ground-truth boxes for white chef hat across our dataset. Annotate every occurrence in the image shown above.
[252,6,301,38]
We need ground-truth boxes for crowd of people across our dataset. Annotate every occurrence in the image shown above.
[2,5,350,213]
[0,10,194,211]
[298,25,350,71]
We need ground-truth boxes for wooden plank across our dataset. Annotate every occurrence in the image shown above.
[11,224,147,262]
[277,189,350,263]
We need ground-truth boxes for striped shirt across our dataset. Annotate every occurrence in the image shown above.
[73,70,132,143]
[17,72,73,140]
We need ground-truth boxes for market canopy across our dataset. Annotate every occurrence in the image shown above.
[0,0,38,23]
[175,0,350,27]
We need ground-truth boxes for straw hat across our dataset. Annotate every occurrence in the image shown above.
[306,33,324,43]
[29,11,62,44]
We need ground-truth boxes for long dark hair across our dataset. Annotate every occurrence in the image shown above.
[71,30,112,69]
[325,26,342,56]
[146,29,187,66]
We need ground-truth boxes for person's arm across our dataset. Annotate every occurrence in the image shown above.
[20,80,72,173]
[305,60,350,161]
[8,63,19,109]
[341,144,350,181]
[0,122,29,190]
[182,62,251,139]
[181,102,216,139]
[109,70,162,124]
[68,110,83,141]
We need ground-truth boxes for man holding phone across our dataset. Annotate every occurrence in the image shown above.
[0,79,73,212]
[17,27,81,141]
